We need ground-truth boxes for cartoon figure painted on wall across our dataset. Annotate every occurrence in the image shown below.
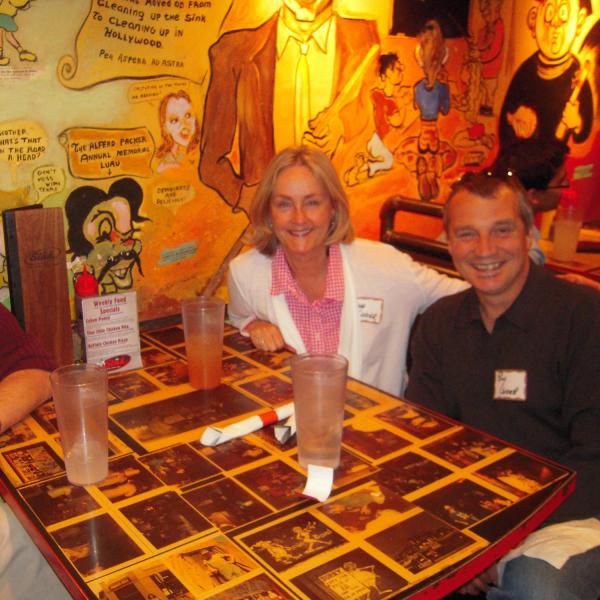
[65,178,150,295]
[475,0,504,116]
[414,19,450,155]
[499,0,593,149]
[155,90,200,174]
[199,0,380,215]
[394,19,456,202]
[0,0,37,66]
[344,52,411,187]
[452,45,496,166]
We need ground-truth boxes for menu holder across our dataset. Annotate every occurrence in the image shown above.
[82,290,143,372]
[3,206,73,366]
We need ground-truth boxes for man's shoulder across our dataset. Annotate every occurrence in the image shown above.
[422,287,469,322]
[209,13,277,57]
[539,268,600,313]
[335,12,378,32]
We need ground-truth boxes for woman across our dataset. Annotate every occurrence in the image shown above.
[156,90,200,173]
[227,146,466,395]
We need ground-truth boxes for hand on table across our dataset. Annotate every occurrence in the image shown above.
[245,320,294,353]
[459,564,498,595]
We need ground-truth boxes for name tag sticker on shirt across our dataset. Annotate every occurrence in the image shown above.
[358,297,383,324]
[494,370,527,401]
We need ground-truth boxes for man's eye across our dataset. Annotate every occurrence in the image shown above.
[96,218,113,243]
[456,231,475,240]
[96,231,111,243]
[494,227,513,237]
[558,4,568,21]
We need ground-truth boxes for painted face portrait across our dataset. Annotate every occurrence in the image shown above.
[282,0,333,23]
[164,96,197,150]
[384,59,403,86]
[66,178,149,295]
[534,0,586,62]
[156,90,200,173]
[82,196,142,293]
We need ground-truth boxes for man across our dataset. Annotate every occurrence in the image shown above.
[492,138,570,265]
[493,138,570,214]
[0,305,69,597]
[499,0,592,149]
[199,0,379,214]
[406,172,600,599]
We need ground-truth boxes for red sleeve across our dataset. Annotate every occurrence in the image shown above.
[0,305,56,379]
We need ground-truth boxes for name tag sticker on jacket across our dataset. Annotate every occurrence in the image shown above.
[358,297,383,324]
[494,370,527,401]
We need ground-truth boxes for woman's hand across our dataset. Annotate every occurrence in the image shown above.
[245,320,287,352]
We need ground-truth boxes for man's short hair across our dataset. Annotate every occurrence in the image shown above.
[378,53,399,77]
[492,139,569,191]
[444,170,534,232]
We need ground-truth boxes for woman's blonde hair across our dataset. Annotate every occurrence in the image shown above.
[247,146,355,255]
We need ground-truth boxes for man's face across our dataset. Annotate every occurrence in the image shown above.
[283,0,333,23]
[82,197,142,293]
[480,0,501,20]
[447,187,532,309]
[534,0,584,61]
[384,60,404,86]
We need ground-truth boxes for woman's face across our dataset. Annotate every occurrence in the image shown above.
[269,164,334,263]
[164,97,196,150]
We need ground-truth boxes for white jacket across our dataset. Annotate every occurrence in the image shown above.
[227,239,467,396]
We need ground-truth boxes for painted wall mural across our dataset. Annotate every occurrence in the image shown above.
[0,0,598,319]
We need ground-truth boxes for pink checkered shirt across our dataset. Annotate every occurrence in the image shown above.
[271,245,344,353]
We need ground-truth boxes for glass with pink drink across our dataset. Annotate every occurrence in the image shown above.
[181,297,225,389]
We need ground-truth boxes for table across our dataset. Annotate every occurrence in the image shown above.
[0,323,575,599]
[540,237,600,281]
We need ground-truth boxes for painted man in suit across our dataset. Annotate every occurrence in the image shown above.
[199,0,380,214]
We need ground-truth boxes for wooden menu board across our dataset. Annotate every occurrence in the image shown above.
[0,324,574,599]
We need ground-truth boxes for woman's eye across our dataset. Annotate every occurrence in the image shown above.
[273,200,291,210]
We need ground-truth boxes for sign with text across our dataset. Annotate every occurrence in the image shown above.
[83,291,143,372]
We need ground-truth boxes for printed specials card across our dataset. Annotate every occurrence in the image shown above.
[82,291,143,372]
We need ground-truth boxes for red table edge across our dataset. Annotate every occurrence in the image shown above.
[409,474,577,599]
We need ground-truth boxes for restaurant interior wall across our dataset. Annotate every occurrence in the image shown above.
[0,0,598,323]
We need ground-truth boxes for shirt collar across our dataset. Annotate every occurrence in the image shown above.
[276,10,333,58]
[456,263,542,331]
[271,244,344,302]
